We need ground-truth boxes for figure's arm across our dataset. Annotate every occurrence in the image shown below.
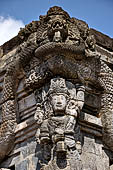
[34,103,44,125]
[76,85,85,112]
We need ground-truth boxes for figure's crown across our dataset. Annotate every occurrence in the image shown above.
[48,78,69,96]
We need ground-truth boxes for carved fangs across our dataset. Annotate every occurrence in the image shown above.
[53,31,62,42]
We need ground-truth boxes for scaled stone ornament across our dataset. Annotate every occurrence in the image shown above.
[98,60,113,150]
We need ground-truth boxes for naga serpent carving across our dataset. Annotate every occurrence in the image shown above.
[0,6,113,166]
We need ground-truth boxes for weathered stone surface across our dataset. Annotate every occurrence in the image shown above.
[0,5,113,170]
[90,28,113,51]
[96,45,113,64]
[81,112,102,126]
[16,160,28,170]
[0,169,11,170]
[0,36,22,56]
[81,134,110,170]
[110,165,113,170]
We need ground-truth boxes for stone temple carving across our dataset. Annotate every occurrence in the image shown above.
[34,77,85,169]
[0,5,113,170]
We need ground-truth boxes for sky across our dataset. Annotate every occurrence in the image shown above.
[0,0,113,45]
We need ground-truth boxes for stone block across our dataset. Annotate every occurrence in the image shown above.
[110,165,113,170]
[16,160,28,170]
[0,169,11,170]
[82,112,102,126]
[20,141,37,159]
[90,28,113,51]
[28,156,39,169]
[82,135,96,154]
[18,93,36,112]
[21,146,28,159]
[81,152,109,170]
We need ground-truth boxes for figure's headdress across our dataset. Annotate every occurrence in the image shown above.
[48,78,69,96]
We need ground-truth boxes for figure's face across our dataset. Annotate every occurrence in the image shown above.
[51,94,67,113]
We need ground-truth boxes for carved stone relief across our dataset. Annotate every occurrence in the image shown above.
[0,5,113,170]
[34,78,85,169]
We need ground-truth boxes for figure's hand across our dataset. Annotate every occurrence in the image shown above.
[66,100,78,117]
[55,128,64,135]
[34,104,44,125]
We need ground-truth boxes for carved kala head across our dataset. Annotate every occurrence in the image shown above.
[18,6,94,62]
[47,15,68,42]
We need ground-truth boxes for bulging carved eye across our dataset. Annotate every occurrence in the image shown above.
[54,98,57,101]
[61,95,64,99]
[52,96,57,101]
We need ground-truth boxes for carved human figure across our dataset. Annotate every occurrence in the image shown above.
[48,91,69,152]
[34,78,85,169]
[35,78,85,170]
